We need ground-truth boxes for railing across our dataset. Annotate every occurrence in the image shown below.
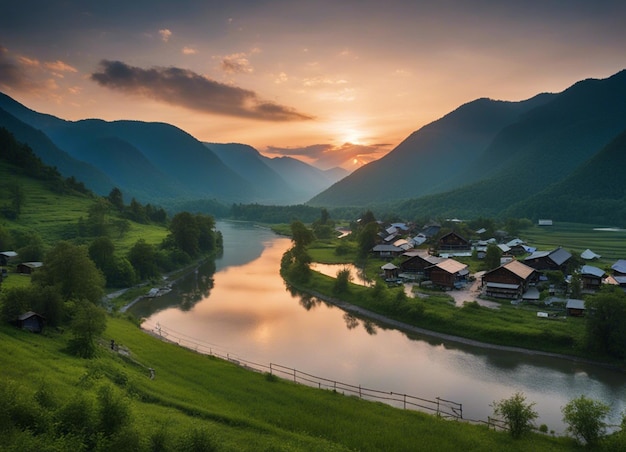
[141,320,501,425]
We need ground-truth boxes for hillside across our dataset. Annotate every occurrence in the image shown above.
[309,70,626,222]
[0,315,576,451]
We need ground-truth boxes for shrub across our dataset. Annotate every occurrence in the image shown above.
[562,395,610,446]
[491,392,538,439]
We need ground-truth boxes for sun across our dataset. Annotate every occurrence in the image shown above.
[343,128,362,145]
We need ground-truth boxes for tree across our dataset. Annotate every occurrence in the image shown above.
[67,299,107,358]
[169,212,200,257]
[585,286,626,358]
[107,187,124,211]
[32,241,105,305]
[484,244,502,271]
[89,236,116,273]
[290,221,315,250]
[333,268,352,295]
[357,221,379,258]
[491,392,538,439]
[127,239,159,280]
[562,395,610,446]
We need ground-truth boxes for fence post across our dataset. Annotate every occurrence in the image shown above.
[293,367,296,382]
[436,397,440,417]
[359,385,362,398]
[269,363,273,375]
[403,394,406,410]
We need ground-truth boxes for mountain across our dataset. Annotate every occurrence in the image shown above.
[0,107,115,195]
[309,69,626,222]
[206,143,349,204]
[0,92,347,208]
[308,94,555,207]
[505,127,626,224]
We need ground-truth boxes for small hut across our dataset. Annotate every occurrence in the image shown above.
[381,262,399,280]
[17,311,45,333]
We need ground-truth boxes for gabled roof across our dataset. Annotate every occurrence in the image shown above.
[19,261,43,269]
[506,238,525,247]
[612,259,626,274]
[566,299,585,310]
[503,260,536,279]
[581,249,601,260]
[0,251,18,258]
[549,247,572,265]
[525,250,551,261]
[497,244,511,253]
[381,263,398,270]
[372,244,402,252]
[580,265,606,278]
[429,258,468,275]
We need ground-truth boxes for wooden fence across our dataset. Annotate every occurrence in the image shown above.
[142,320,503,426]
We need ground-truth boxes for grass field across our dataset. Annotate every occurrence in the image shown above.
[0,316,581,451]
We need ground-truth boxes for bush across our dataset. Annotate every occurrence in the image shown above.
[561,395,610,446]
[491,392,538,439]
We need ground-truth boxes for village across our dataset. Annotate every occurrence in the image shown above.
[369,220,626,318]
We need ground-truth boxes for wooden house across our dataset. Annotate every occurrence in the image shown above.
[438,232,470,252]
[399,252,444,275]
[371,244,403,258]
[612,259,626,276]
[566,299,585,317]
[17,262,43,274]
[523,247,571,272]
[580,265,606,293]
[381,262,399,280]
[17,311,45,333]
[0,251,18,266]
[426,258,468,290]
[481,260,537,299]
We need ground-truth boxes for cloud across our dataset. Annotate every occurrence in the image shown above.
[265,142,388,169]
[159,29,172,42]
[90,60,314,121]
[182,46,197,55]
[45,60,78,73]
[220,52,253,74]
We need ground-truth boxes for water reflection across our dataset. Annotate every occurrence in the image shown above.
[138,220,626,434]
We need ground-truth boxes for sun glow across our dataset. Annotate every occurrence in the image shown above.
[343,129,362,145]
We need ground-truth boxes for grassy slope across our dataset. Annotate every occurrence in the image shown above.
[0,317,575,451]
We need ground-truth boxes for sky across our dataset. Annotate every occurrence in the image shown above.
[1,1,625,170]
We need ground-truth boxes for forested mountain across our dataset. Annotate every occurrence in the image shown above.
[0,93,345,209]
[309,70,626,223]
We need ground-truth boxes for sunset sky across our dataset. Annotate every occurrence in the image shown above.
[1,1,625,170]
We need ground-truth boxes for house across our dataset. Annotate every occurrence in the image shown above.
[16,262,43,274]
[0,251,18,266]
[371,244,403,258]
[611,259,626,276]
[393,238,413,251]
[581,249,601,260]
[17,311,45,333]
[580,265,606,293]
[381,262,399,280]
[426,258,469,290]
[481,260,537,299]
[566,299,586,317]
[523,247,571,272]
[410,234,428,246]
[438,232,470,252]
[399,252,444,276]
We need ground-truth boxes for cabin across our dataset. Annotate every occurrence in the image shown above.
[566,299,585,317]
[438,232,470,252]
[17,311,45,333]
[481,260,537,300]
[523,247,571,272]
[0,251,18,266]
[581,249,601,260]
[381,262,399,280]
[612,259,626,276]
[425,258,468,290]
[399,252,444,276]
[16,262,43,274]
[371,244,403,258]
[580,265,606,293]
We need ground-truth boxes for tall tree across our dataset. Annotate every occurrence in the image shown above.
[32,241,105,305]
[585,286,626,358]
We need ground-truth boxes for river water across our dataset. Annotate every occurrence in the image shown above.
[132,221,625,434]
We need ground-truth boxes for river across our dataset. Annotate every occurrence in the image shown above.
[131,220,626,434]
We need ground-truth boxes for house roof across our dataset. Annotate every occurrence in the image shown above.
[566,299,585,310]
[580,265,606,278]
[430,258,468,275]
[525,250,551,261]
[549,247,572,265]
[0,251,18,258]
[497,244,511,253]
[19,261,43,269]
[503,260,536,279]
[581,249,601,260]
[506,238,525,247]
[18,311,45,321]
[612,259,626,274]
[372,244,402,252]
[381,263,398,270]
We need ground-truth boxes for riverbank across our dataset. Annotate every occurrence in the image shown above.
[290,282,625,372]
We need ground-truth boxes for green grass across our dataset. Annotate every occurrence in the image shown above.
[521,223,626,266]
[0,316,578,451]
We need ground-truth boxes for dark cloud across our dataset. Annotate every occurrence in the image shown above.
[91,60,313,121]
[0,46,27,90]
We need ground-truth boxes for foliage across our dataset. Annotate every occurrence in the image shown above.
[333,267,352,295]
[585,286,626,359]
[31,241,105,305]
[357,221,379,259]
[67,299,107,358]
[127,239,160,281]
[484,243,502,271]
[491,392,538,439]
[561,395,610,446]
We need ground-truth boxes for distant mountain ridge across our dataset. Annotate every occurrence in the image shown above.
[309,69,626,223]
[0,92,347,209]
